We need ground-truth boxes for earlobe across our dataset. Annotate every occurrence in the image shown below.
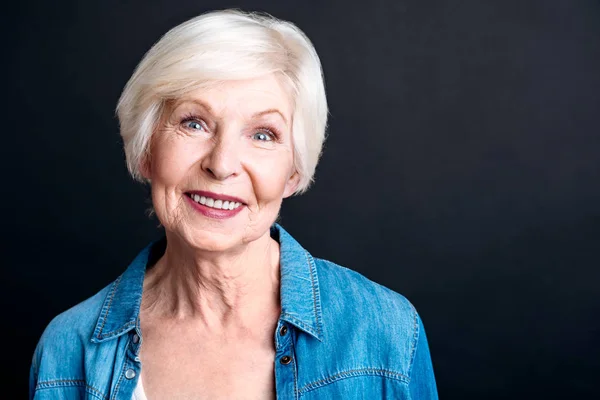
[283,171,300,198]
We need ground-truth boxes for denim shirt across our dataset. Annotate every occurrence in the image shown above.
[30,224,438,399]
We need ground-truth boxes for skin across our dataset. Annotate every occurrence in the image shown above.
[138,74,299,399]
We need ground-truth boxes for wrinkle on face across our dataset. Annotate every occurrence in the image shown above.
[147,75,297,254]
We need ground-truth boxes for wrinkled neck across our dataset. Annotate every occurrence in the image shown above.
[141,231,281,329]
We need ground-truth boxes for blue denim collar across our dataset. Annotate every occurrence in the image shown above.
[91,223,324,343]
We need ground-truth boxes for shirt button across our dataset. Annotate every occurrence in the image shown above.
[125,369,136,379]
[132,334,140,344]
[279,325,288,336]
[280,355,292,365]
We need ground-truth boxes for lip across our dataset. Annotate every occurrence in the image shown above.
[184,191,246,220]
[185,190,246,205]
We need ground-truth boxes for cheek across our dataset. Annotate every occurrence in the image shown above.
[247,150,295,204]
[151,134,197,186]
[148,135,199,222]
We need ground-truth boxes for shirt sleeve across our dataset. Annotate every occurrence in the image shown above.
[408,314,439,399]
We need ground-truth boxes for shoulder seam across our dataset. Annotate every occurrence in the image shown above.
[316,258,411,303]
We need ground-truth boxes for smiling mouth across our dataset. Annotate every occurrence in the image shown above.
[186,193,243,210]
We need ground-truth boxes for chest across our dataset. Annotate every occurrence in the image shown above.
[138,327,276,400]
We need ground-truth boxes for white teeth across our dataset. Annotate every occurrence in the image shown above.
[189,194,243,210]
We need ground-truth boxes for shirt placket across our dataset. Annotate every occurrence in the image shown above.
[274,320,298,400]
[111,328,142,400]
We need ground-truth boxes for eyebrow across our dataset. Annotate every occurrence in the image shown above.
[176,99,289,126]
[174,99,215,115]
[252,109,289,126]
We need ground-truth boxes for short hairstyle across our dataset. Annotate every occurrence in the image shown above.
[116,9,328,194]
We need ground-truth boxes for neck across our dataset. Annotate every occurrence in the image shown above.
[142,230,281,329]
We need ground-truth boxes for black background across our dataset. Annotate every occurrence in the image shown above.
[4,0,600,398]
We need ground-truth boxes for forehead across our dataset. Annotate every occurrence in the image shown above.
[174,75,293,120]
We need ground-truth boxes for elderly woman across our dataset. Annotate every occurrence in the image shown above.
[29,9,437,400]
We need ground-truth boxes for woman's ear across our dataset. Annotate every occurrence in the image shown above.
[139,156,152,180]
[283,170,300,198]
[140,129,158,180]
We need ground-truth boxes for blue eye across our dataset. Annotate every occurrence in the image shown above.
[185,121,203,130]
[253,131,274,142]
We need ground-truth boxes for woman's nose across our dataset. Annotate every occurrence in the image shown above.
[200,133,241,181]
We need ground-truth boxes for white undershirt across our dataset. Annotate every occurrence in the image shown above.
[132,374,148,400]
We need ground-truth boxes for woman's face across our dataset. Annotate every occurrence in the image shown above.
[144,75,298,252]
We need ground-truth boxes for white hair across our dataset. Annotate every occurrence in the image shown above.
[116,9,328,194]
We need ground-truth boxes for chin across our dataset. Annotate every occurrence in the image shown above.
[161,204,279,253]
[182,229,242,253]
